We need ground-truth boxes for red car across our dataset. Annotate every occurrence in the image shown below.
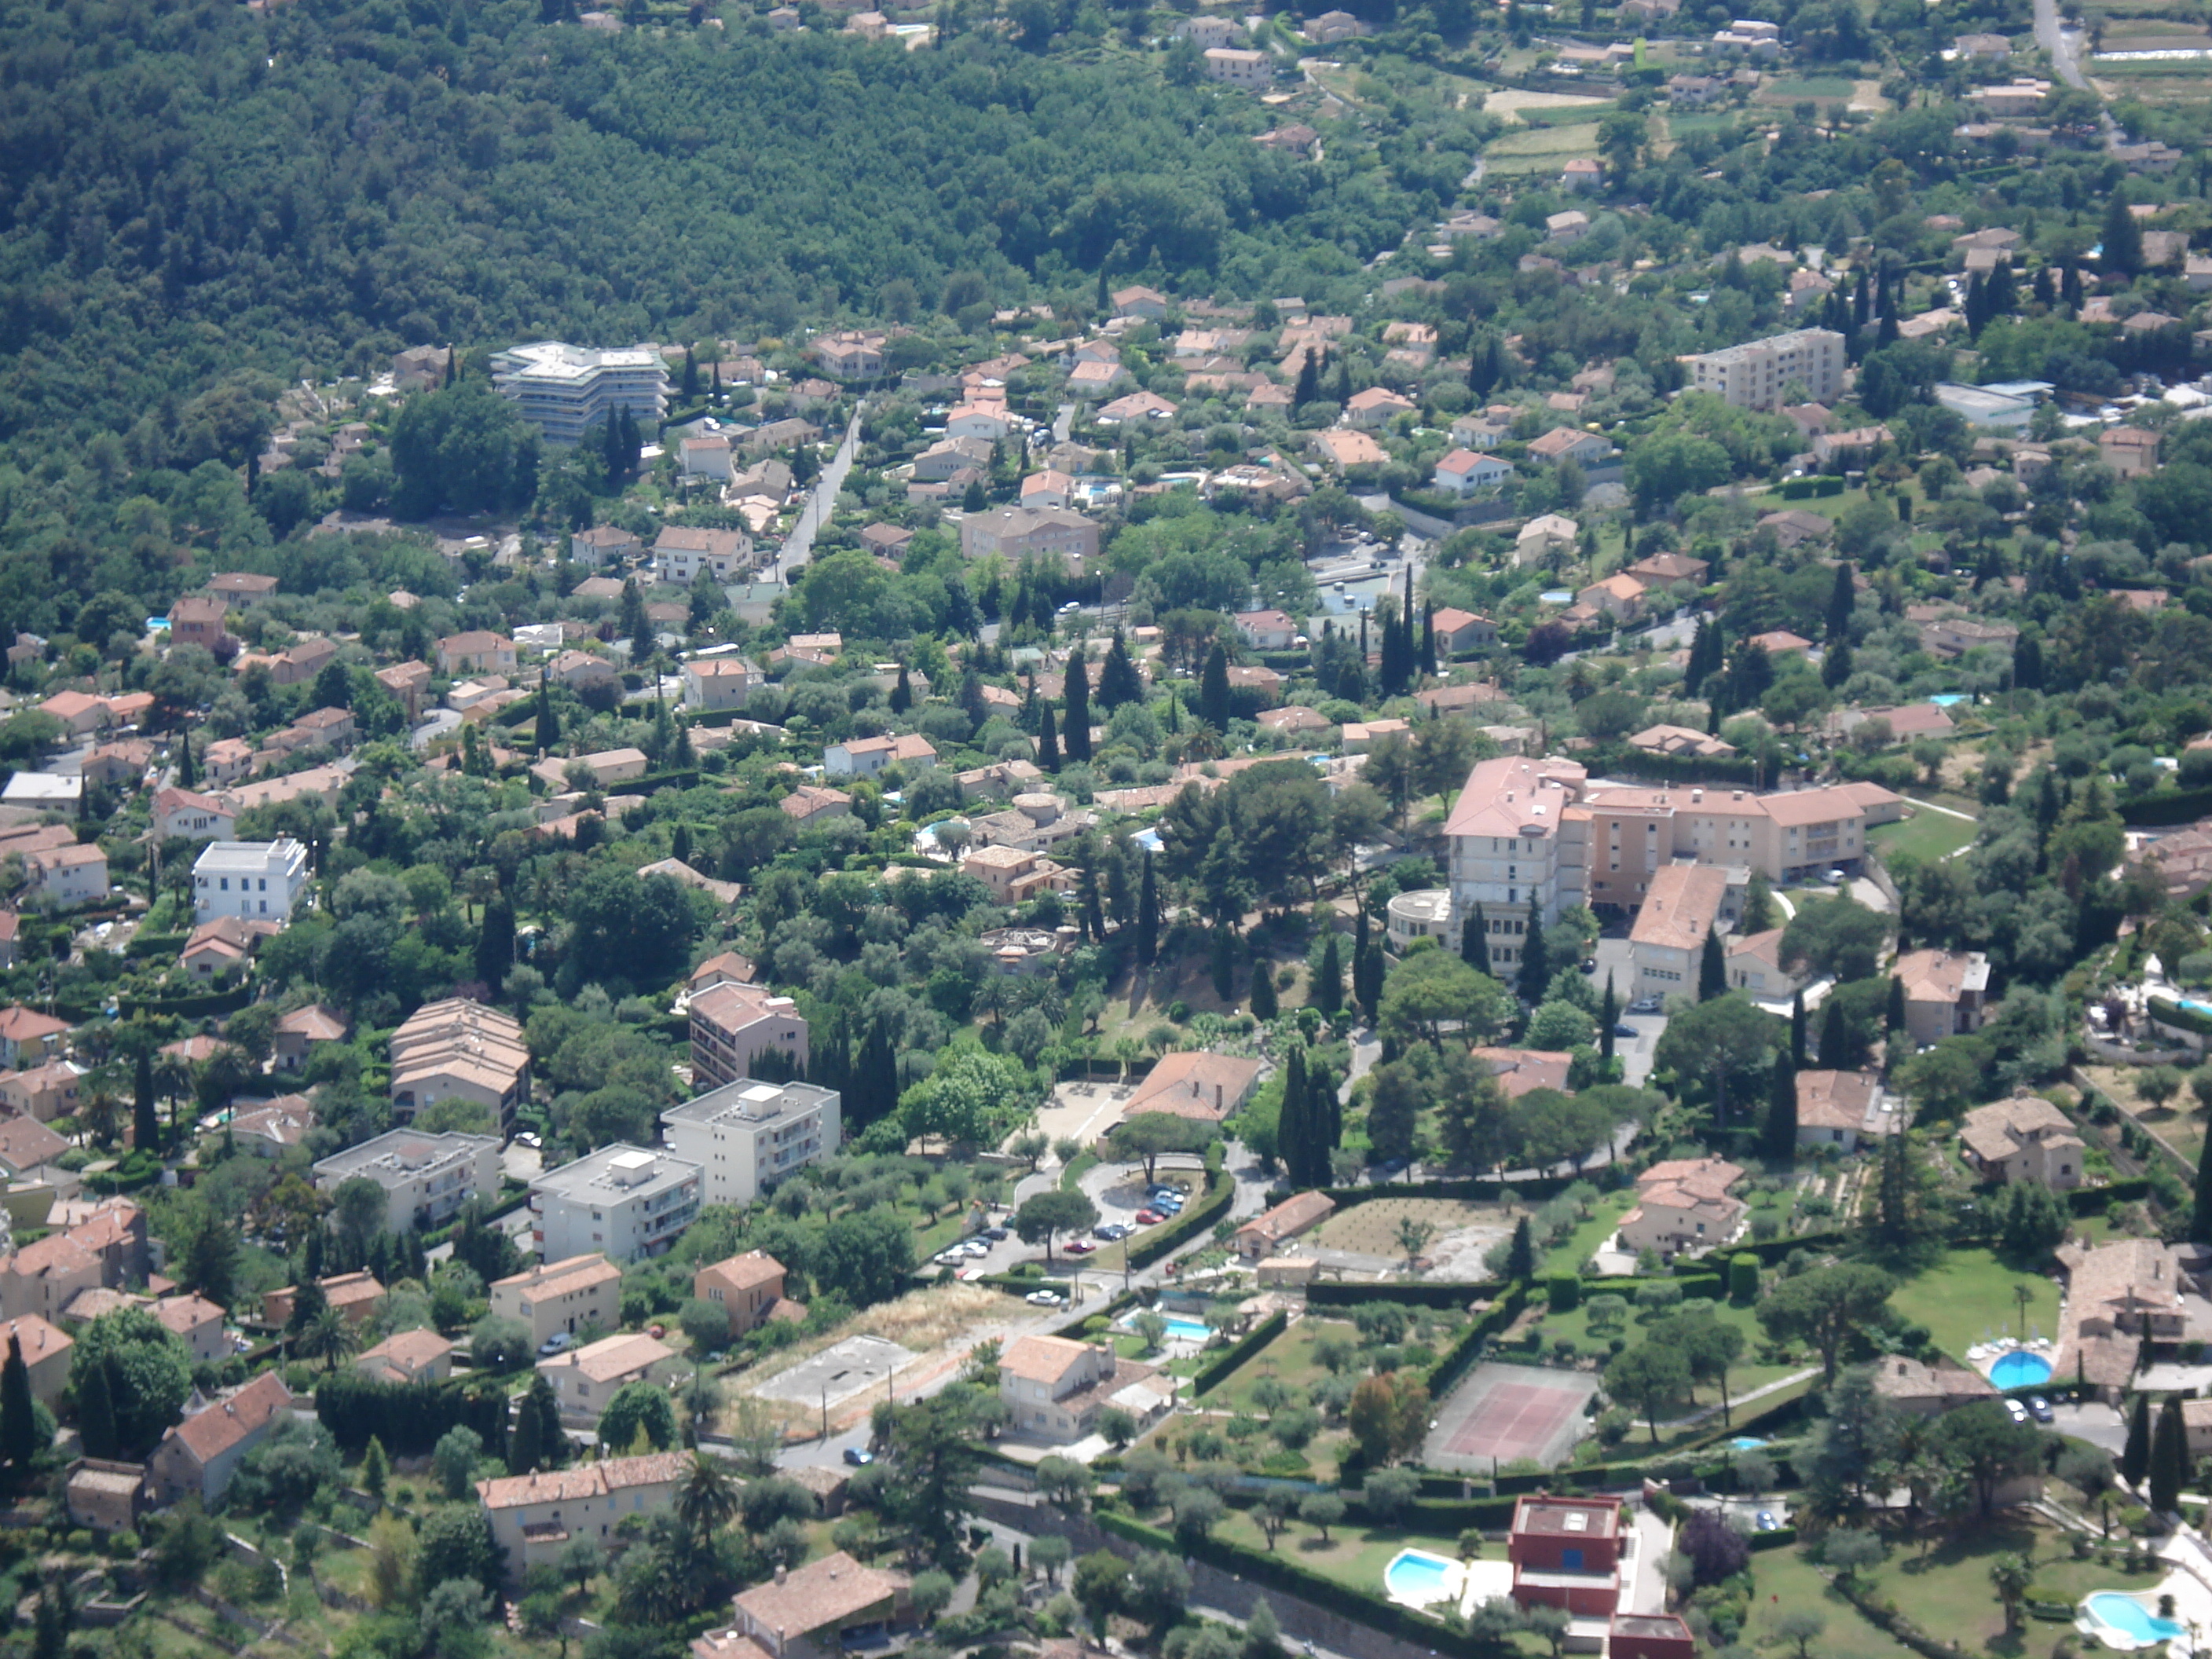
[1135,1208,1166,1225]
[1064,1240,1096,1255]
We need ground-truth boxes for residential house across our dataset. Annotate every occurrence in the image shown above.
[1617,1157,1744,1258]
[1625,552,1710,588]
[1959,1094,2083,1188]
[1203,46,1271,86]
[1577,573,1646,624]
[1628,724,1736,760]
[436,632,517,678]
[152,787,234,844]
[1515,515,1579,566]
[2101,426,2162,479]
[730,1551,914,1658]
[958,505,1099,567]
[272,1004,347,1072]
[228,1095,317,1155]
[25,844,108,909]
[693,1251,798,1339]
[1724,928,1803,1001]
[0,1315,71,1404]
[1529,427,1611,467]
[1433,449,1513,496]
[262,1271,385,1330]
[1430,608,1498,652]
[1628,864,1729,1001]
[0,1009,69,1072]
[1508,1496,1624,1616]
[683,657,760,712]
[778,785,851,826]
[1795,1068,1895,1152]
[1234,1192,1335,1259]
[1895,948,1990,1047]
[0,1062,83,1125]
[153,1294,228,1365]
[1233,610,1300,651]
[1311,429,1389,471]
[548,652,619,696]
[179,917,273,981]
[823,734,936,779]
[1119,1052,1265,1123]
[537,1330,679,1419]
[354,1329,456,1385]
[1870,1355,2000,1416]
[1345,387,1416,430]
[1917,617,2020,659]
[167,596,230,651]
[654,526,753,584]
[491,1254,624,1350]
[147,1372,295,1507]
[1561,158,1602,192]
[997,1335,1167,1441]
[477,1452,690,1584]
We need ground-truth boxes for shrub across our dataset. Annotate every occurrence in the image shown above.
[1548,1275,1580,1313]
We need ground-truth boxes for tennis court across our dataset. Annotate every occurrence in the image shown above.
[1423,1363,1599,1471]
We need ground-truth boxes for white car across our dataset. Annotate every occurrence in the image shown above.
[537,1332,573,1357]
[1024,1289,1066,1307]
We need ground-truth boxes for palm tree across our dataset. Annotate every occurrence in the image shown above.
[673,1452,741,1542]
[298,1304,358,1372]
[1990,1552,2034,1634]
[79,1084,122,1149]
[154,1054,193,1141]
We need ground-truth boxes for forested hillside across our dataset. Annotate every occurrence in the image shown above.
[0,0,1477,445]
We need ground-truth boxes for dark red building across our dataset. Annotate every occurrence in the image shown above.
[1610,1613,1697,1659]
[1507,1495,1624,1617]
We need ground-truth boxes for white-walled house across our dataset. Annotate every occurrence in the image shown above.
[192,838,310,925]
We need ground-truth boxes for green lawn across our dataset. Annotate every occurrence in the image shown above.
[1869,807,1978,865]
[1210,1507,1473,1597]
[1203,1317,1363,1412]
[1889,1247,2060,1364]
[1747,1542,1918,1659]
[1522,1295,1804,1418]
[1870,1518,2162,1652]
[1540,1190,1635,1275]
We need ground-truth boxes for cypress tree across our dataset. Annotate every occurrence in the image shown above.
[0,1335,33,1470]
[1210,925,1235,1005]
[1505,1216,1533,1280]
[2124,1393,2152,1487]
[1318,1059,1342,1163]
[1137,852,1159,966]
[1200,642,1231,732]
[1064,654,1092,762]
[1516,918,1550,1005]
[2103,191,2145,279]
[1822,635,1853,690]
[1885,975,1906,1033]
[1599,972,1617,1062]
[1279,1046,1309,1185]
[1461,906,1487,972]
[1420,602,1437,677]
[78,1355,117,1461]
[1251,953,1277,1020]
[361,1435,390,1496]
[134,1048,156,1155]
[681,346,699,403]
[2192,1132,2212,1243]
[1817,1001,1850,1069]
[1295,348,1320,408]
[477,893,515,994]
[2152,1396,2188,1513]
[1698,929,1726,1000]
[1763,1051,1798,1164]
[890,665,912,714]
[1083,865,1105,943]
[1038,702,1060,771]
[1790,988,1808,1068]
[174,724,196,789]
[1315,933,1342,1016]
[507,1390,544,1474]
[1097,630,1142,709]
[535,680,559,753]
[1826,562,1855,643]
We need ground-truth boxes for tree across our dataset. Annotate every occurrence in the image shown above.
[2124,1393,2153,1487]
[1014,1189,1099,1269]
[477,892,516,993]
[1506,1215,1534,1279]
[361,1436,390,1498]
[77,1357,118,1461]
[1107,1112,1216,1184]
[1199,642,1231,732]
[1137,852,1159,966]
[0,1336,34,1472]
[1298,1490,1345,1542]
[1781,897,1891,983]
[1379,950,1512,1050]
[434,1426,485,1499]
[2152,1393,2188,1514]
[882,1393,987,1568]
[1598,971,1617,1062]
[1652,994,1778,1130]
[413,1504,502,1599]
[2193,1131,2212,1243]
[1605,1342,1690,1442]
[2103,190,2145,279]
[1313,932,1342,1016]
[1763,1051,1798,1163]
[1346,1372,1429,1464]
[598,1382,676,1453]
[1516,916,1551,1004]
[1777,1612,1826,1659]
[1930,1398,2042,1514]
[75,1308,191,1457]
[1697,929,1726,1000]
[1756,1262,1896,1381]
[1064,654,1091,762]
[1990,1551,2035,1634]
[1668,1306,1747,1426]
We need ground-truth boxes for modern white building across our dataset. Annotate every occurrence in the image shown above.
[312,1130,503,1235]
[191,837,310,925]
[1682,328,1844,412]
[490,342,670,444]
[661,1079,840,1207]
[529,1144,702,1263]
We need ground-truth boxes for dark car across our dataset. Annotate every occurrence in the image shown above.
[843,1447,875,1467]
[2027,1396,2054,1423]
[1613,1024,1639,1039]
[982,1225,1009,1240]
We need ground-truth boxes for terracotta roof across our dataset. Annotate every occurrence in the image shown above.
[541,1331,675,1384]
[1637,1158,1741,1203]
[1470,1047,1574,1099]
[0,1008,69,1045]
[998,1333,1094,1386]
[153,1294,224,1336]
[1628,864,1727,952]
[273,1005,348,1041]
[160,1371,291,1467]
[1870,1354,1997,1404]
[0,1116,67,1172]
[357,1328,454,1367]
[1959,1095,2080,1164]
[701,1251,786,1293]
[1124,1051,1265,1122]
[495,1254,622,1298]
[1896,947,1988,1005]
[1239,1190,1335,1244]
[477,1449,691,1511]
[1795,1069,1891,1135]
[733,1551,909,1640]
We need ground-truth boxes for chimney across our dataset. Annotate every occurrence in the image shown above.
[1691,788,1704,804]
[775,1565,789,1586]
[1215,1084,1224,1111]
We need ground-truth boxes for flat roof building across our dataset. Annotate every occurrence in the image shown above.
[529,1144,702,1262]
[492,341,670,444]
[1683,328,1844,412]
[312,1130,502,1235]
[663,1080,840,1207]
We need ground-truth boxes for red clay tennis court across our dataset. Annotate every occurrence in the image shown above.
[1424,1363,1598,1470]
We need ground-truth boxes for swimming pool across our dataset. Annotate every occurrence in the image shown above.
[1383,1549,1460,1608]
[2083,1592,2185,1647]
[1929,694,1968,707]
[1120,1313,1210,1343]
[1990,1350,2054,1389]
[1731,1436,1770,1451]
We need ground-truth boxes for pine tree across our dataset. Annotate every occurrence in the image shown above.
[1516,917,1550,1005]
[0,1335,32,1470]
[1137,852,1159,966]
[2124,1393,2153,1487]
[2152,1396,2188,1513]
[1064,654,1091,762]
[1599,972,1617,1062]
[361,1435,390,1496]
[1038,701,1060,771]
[1251,952,1278,1020]
[1200,642,1231,732]
[78,1355,117,1460]
[1505,1215,1533,1280]
[1763,1051,1798,1164]
[1790,989,1808,1068]
[1698,929,1726,1000]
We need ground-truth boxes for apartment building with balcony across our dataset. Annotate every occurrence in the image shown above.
[529,1144,702,1262]
[662,1080,840,1207]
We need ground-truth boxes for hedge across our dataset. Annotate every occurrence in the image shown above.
[2148,997,2212,1037]
[2071,1178,2152,1215]
[314,1371,513,1457]
[1193,1309,1289,1397]
[1126,1171,1235,1270]
[2122,786,2212,828]
[1091,1509,1490,1659]
[1777,475,1846,499]
[123,931,189,961]
[116,985,254,1019]
[1306,1278,1506,1310]
[1424,1280,1529,1399]
[1748,1525,1800,1551]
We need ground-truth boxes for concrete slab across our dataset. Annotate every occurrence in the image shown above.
[752,1335,915,1408]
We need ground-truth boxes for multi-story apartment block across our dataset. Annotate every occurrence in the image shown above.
[529,1144,702,1262]
[958,505,1100,566]
[491,341,670,444]
[687,983,810,1092]
[1444,756,1591,977]
[191,838,310,925]
[312,1130,503,1235]
[388,998,532,1129]
[1682,328,1844,412]
[662,1080,840,1207]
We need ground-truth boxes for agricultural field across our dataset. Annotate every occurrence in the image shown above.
[1483,121,1604,177]
[1867,806,1979,865]
[1482,88,1613,123]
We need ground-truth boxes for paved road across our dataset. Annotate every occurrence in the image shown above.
[772,405,862,581]
[2035,0,2088,89]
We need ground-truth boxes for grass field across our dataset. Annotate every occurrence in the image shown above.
[1873,1518,2162,1650]
[1889,1247,2061,1362]
[1484,121,1602,175]
[1758,75,1857,99]
[1747,1541,1919,1659]
[1868,805,1979,864]
[1484,87,1612,122]
[1519,1294,1804,1413]
[1540,1188,1635,1274]
[1211,1507,1468,1595]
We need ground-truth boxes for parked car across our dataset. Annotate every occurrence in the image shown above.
[1136,1208,1166,1225]
[1096,1222,1131,1241]
[1064,1240,1096,1255]
[515,1131,541,1149]
[1613,1024,1639,1039]
[1629,995,1662,1014]
[2028,1396,2054,1423]
[1756,1511,1779,1533]
[843,1447,875,1467]
[1024,1289,1066,1307]
[2005,1398,2030,1425]
[982,1225,1009,1240]
[961,1240,991,1258]
[958,1265,987,1281]
[537,1332,573,1357]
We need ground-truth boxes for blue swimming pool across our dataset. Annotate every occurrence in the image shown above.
[1990,1350,2053,1389]
[1731,1436,1770,1451]
[1121,1313,1210,1342]
[1384,1549,1459,1606]
[1929,694,1968,707]
[2086,1593,2185,1644]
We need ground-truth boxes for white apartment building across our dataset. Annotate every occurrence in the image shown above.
[662,1079,840,1207]
[490,341,670,444]
[529,1144,702,1262]
[312,1130,503,1235]
[1443,756,1591,979]
[1683,328,1844,412]
[191,837,311,925]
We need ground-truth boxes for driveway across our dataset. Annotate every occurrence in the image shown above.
[774,406,862,579]
[1594,931,1667,1086]
[2049,1399,2129,1455]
